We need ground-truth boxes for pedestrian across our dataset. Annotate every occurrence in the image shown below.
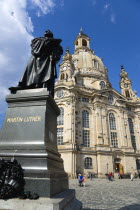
[83,176,86,187]
[78,174,83,187]
[90,172,93,180]
[78,174,81,185]
[130,172,135,181]
[139,172,140,179]
[109,172,113,181]
[118,172,122,179]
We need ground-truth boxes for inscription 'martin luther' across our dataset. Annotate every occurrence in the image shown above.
[7,116,41,123]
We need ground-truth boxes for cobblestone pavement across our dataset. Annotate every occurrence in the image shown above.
[69,178,140,210]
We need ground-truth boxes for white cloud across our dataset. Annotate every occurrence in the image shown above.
[31,0,55,15]
[103,3,116,24]
[110,13,116,24]
[0,0,57,115]
[104,3,110,10]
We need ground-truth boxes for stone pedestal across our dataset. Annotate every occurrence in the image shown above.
[0,88,68,197]
[0,189,82,210]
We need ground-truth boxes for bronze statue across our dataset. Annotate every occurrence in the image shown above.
[10,30,63,97]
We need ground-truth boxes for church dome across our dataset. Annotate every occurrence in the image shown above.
[72,29,108,80]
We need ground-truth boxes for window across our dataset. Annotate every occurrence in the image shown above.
[126,106,131,111]
[82,39,87,46]
[125,90,130,98]
[100,81,106,89]
[82,110,89,128]
[111,132,118,148]
[131,135,136,150]
[128,118,134,134]
[57,107,64,125]
[93,60,99,68]
[57,90,64,98]
[84,157,92,169]
[79,97,89,102]
[109,113,116,130]
[57,128,63,145]
[60,73,65,80]
[108,95,114,104]
[83,130,90,147]
[128,118,136,150]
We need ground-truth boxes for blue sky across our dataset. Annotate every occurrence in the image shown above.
[0,0,140,127]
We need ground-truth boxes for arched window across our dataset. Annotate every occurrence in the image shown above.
[109,113,116,130]
[82,110,89,128]
[84,157,92,169]
[76,40,78,45]
[93,60,99,68]
[57,107,64,125]
[109,113,118,148]
[82,39,87,46]
[100,81,106,89]
[128,118,134,134]
[82,110,90,147]
[125,90,130,98]
[60,73,65,80]
[128,118,136,150]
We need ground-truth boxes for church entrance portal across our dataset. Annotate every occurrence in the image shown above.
[114,158,124,174]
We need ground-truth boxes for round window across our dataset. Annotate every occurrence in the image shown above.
[57,90,64,98]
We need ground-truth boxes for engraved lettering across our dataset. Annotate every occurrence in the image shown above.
[6,116,41,123]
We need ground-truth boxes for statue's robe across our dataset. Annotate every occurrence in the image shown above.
[19,37,63,87]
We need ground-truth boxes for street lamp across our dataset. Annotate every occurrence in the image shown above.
[106,163,109,174]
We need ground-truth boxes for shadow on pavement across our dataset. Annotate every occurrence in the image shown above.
[82,204,140,210]
[119,203,140,210]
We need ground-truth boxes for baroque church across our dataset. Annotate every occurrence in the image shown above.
[54,29,140,178]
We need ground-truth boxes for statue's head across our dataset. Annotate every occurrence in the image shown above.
[44,30,54,38]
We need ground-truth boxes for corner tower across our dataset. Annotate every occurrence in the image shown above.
[119,65,138,100]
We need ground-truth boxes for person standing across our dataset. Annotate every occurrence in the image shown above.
[90,173,93,180]
[118,172,122,179]
[109,172,113,181]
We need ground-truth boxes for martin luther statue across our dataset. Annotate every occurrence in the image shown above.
[10,30,63,97]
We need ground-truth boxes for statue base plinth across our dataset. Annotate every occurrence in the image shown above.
[0,88,68,197]
[0,190,82,210]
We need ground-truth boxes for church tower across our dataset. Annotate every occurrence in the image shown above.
[72,28,111,89]
[120,65,137,100]
[55,29,140,178]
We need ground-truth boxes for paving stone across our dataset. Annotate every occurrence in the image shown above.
[69,178,140,210]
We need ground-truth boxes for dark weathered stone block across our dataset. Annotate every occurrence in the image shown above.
[0,88,68,197]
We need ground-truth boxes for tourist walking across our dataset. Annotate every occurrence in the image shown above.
[78,174,83,187]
